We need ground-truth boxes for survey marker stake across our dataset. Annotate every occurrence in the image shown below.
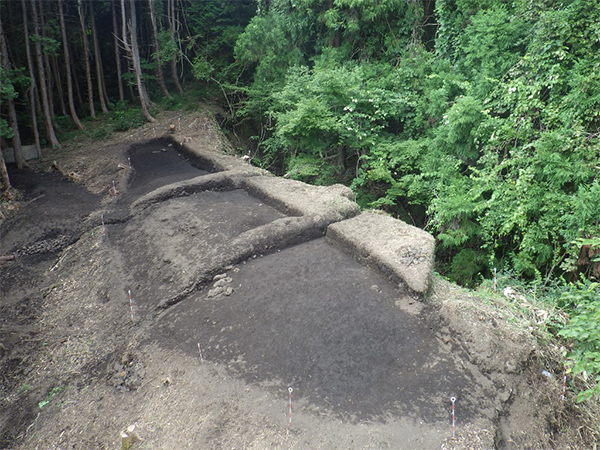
[561,370,567,401]
[493,267,497,293]
[451,397,456,438]
[197,342,204,363]
[101,214,105,235]
[128,290,135,322]
[288,387,293,427]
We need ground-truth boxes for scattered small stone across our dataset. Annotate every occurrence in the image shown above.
[121,351,134,366]
[213,273,227,281]
[541,370,554,380]
[370,285,382,293]
[224,287,233,296]
[207,287,224,298]
[121,424,142,449]
[15,235,70,258]
[213,279,228,288]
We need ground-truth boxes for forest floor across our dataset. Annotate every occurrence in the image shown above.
[0,110,597,450]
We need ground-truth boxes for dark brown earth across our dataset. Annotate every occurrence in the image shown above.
[0,111,597,449]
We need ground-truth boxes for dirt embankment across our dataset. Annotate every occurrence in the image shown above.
[0,111,596,449]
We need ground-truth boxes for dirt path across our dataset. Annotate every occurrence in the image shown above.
[0,112,592,450]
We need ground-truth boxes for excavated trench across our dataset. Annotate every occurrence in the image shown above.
[105,139,498,427]
[1,136,515,448]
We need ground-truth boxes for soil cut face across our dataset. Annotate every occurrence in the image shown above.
[0,111,593,450]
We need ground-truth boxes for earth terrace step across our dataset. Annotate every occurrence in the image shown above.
[128,170,258,214]
[326,212,435,298]
[240,176,359,222]
[156,136,435,299]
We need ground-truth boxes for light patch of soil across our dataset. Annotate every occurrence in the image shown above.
[1,109,598,450]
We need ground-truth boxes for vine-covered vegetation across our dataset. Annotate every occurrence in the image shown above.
[234,0,600,289]
[1,0,599,400]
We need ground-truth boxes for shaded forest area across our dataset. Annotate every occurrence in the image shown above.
[1,0,600,400]
[0,0,254,169]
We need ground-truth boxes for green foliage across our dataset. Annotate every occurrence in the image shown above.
[38,385,64,409]
[110,104,145,132]
[157,30,179,63]
[433,95,486,161]
[457,6,529,82]
[187,0,254,77]
[285,154,338,185]
[29,33,60,56]
[429,0,600,283]
[447,248,489,288]
[558,278,600,402]
[232,0,600,292]
[0,66,18,139]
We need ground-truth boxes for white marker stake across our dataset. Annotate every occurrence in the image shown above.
[288,387,293,427]
[128,290,135,322]
[197,342,204,363]
[493,267,497,293]
[101,214,105,235]
[451,397,456,438]
[561,371,567,401]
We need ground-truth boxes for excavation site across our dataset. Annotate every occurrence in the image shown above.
[0,113,584,449]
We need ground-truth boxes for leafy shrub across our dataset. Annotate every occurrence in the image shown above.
[285,155,339,185]
[111,106,145,132]
[558,280,600,402]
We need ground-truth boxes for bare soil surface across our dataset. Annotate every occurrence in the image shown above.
[0,111,596,449]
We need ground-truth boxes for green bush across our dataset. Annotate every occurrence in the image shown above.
[110,106,145,132]
[558,280,600,402]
